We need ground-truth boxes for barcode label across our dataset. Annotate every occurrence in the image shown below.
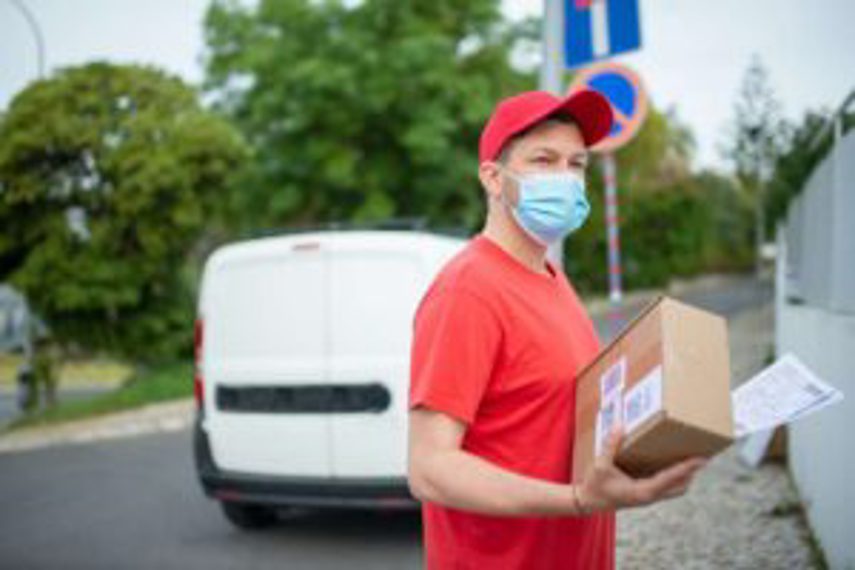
[595,396,624,457]
[623,366,663,435]
[599,358,626,402]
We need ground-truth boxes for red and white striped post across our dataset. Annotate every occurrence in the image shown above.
[568,64,647,337]
[601,152,624,332]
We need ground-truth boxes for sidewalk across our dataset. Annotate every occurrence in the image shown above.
[584,273,744,319]
[616,302,822,569]
[0,398,193,454]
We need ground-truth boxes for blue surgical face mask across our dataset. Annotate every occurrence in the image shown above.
[501,167,591,245]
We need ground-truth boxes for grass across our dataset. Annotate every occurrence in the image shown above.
[766,487,830,570]
[2,360,193,432]
[0,353,133,388]
[768,499,802,518]
[804,527,830,570]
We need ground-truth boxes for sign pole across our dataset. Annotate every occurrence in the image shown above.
[601,152,624,333]
[565,0,643,337]
[540,0,564,95]
[542,0,567,270]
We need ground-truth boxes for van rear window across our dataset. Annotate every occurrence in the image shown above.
[216,383,391,414]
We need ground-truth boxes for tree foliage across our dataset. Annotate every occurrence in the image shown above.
[566,165,754,292]
[0,63,248,359]
[765,109,855,234]
[203,0,535,231]
[562,102,751,292]
[722,56,790,188]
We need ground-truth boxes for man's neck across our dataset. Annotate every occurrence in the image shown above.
[481,213,551,276]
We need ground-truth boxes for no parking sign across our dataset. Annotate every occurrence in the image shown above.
[569,61,648,152]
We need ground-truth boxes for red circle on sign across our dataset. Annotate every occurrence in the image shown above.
[568,62,648,153]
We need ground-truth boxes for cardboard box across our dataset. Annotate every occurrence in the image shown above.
[572,296,734,482]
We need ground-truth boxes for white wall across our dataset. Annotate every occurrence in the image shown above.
[775,143,855,567]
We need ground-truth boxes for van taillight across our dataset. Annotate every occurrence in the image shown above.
[194,317,204,411]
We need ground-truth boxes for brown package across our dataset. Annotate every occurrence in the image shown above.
[572,296,734,482]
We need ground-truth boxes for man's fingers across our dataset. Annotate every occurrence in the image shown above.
[661,468,704,499]
[654,457,706,482]
[662,481,692,499]
[659,469,697,497]
[640,458,707,500]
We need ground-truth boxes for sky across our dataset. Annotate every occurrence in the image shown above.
[1,0,853,170]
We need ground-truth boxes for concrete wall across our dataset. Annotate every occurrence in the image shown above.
[776,129,855,569]
[783,130,855,315]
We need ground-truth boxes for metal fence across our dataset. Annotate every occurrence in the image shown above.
[783,124,855,315]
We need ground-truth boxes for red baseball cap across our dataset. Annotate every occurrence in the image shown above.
[478,89,613,163]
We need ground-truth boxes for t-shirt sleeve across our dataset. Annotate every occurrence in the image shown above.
[409,287,502,425]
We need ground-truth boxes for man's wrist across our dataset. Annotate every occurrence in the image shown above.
[571,484,591,516]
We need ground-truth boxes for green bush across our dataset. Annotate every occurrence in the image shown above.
[565,171,754,294]
[5,361,192,431]
[0,63,247,362]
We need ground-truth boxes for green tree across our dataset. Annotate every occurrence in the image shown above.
[203,0,534,231]
[722,56,790,271]
[614,106,695,192]
[764,108,855,234]
[693,170,755,271]
[564,104,705,292]
[0,62,248,360]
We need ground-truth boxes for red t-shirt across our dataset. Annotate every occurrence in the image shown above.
[409,234,615,570]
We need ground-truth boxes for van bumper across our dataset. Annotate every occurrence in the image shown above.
[193,417,418,510]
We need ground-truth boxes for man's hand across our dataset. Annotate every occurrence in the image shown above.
[576,423,708,513]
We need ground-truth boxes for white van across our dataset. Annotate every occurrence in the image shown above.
[193,229,465,528]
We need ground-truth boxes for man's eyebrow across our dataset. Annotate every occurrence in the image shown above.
[528,146,559,155]
[528,147,589,161]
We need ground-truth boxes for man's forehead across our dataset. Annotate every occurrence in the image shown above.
[514,121,587,154]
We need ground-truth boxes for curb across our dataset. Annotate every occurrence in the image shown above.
[0,399,194,455]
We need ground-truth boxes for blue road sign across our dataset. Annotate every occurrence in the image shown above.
[565,0,642,70]
[569,62,648,152]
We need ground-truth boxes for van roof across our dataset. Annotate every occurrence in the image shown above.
[205,229,468,273]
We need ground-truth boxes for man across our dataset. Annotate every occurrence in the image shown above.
[407,90,708,569]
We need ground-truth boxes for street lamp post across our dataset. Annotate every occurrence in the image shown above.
[746,125,766,278]
[8,0,45,79]
[6,0,45,405]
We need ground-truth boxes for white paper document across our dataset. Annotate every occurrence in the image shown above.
[732,353,844,439]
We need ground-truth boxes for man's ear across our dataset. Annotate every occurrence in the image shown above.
[478,161,503,202]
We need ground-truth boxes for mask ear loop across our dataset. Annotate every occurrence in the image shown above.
[496,166,550,247]
[497,165,521,210]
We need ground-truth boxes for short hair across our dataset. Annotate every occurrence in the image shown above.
[496,113,578,165]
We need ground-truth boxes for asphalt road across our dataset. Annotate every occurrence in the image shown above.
[0,275,772,570]
[0,429,422,570]
[592,275,772,342]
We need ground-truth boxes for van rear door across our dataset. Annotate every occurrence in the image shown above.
[205,240,332,477]
[326,238,428,478]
